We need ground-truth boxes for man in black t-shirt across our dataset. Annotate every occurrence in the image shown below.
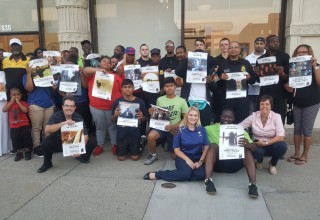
[136,44,152,67]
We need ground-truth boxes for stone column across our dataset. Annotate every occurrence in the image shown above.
[56,0,90,52]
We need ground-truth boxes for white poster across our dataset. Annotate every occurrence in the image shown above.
[92,71,114,100]
[149,105,170,131]
[257,56,279,86]
[225,72,247,99]
[219,124,245,160]
[289,55,312,88]
[124,65,142,90]
[28,58,54,87]
[59,64,80,93]
[61,122,86,157]
[117,101,140,127]
[0,71,7,100]
[43,51,61,66]
[187,51,207,83]
[141,66,160,93]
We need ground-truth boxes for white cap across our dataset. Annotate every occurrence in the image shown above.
[9,38,22,46]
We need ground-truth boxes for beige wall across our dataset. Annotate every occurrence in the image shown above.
[285,0,320,128]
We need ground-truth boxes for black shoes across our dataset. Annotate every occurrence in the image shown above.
[248,183,259,198]
[14,152,23,161]
[143,172,151,180]
[204,178,217,195]
[33,146,44,158]
[76,155,90,163]
[25,151,32,160]
[10,149,17,155]
[37,164,53,173]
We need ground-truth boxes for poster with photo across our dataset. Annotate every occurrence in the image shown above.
[289,55,312,88]
[59,64,80,93]
[226,72,247,99]
[164,70,183,96]
[0,71,7,100]
[28,58,54,87]
[141,66,160,93]
[186,51,207,83]
[219,124,245,160]
[85,53,101,68]
[43,51,61,66]
[257,56,279,86]
[149,104,170,131]
[92,71,114,100]
[50,65,62,84]
[117,101,140,127]
[124,65,142,90]
[61,122,86,157]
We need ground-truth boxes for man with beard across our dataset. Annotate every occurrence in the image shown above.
[113,45,125,71]
[159,40,178,73]
[2,38,29,101]
[256,35,290,123]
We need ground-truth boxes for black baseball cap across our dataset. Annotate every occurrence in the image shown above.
[254,37,265,44]
[151,48,160,55]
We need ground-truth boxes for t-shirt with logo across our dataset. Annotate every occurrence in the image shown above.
[7,101,30,128]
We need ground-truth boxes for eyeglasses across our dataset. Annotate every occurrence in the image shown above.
[63,105,76,108]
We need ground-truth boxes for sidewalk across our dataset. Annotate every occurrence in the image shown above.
[0,143,319,220]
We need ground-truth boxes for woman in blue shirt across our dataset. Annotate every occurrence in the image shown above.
[144,106,209,181]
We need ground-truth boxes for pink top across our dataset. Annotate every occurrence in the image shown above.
[239,111,285,142]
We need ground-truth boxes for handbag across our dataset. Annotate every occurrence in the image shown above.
[286,103,294,125]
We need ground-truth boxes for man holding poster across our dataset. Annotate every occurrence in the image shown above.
[37,96,96,173]
[204,108,258,198]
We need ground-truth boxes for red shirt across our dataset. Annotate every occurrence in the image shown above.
[7,101,30,128]
[86,72,122,110]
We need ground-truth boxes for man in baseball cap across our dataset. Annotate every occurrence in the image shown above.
[151,48,161,66]
[9,38,22,46]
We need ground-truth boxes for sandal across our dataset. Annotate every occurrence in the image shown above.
[295,158,308,165]
[287,156,299,162]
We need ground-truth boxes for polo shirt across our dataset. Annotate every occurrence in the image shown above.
[173,126,209,160]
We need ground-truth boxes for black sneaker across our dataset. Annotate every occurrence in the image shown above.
[37,164,53,173]
[33,146,44,158]
[25,151,32,160]
[204,178,217,195]
[10,149,17,155]
[248,183,258,198]
[139,135,147,152]
[14,152,23,162]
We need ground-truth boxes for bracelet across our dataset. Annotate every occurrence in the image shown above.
[314,66,320,70]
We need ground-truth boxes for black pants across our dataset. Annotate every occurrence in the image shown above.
[42,134,96,166]
[76,101,93,132]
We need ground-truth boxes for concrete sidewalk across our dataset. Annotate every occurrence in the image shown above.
[0,144,320,220]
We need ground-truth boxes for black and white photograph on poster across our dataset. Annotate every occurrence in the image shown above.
[85,53,101,68]
[289,55,312,88]
[141,66,160,93]
[124,65,142,90]
[50,65,61,84]
[43,51,61,66]
[61,122,86,157]
[0,71,7,101]
[187,51,207,83]
[226,72,247,99]
[219,124,245,160]
[257,56,278,86]
[149,104,170,131]
[117,101,140,127]
[28,58,54,87]
[92,71,114,100]
[59,64,80,93]
[164,70,183,96]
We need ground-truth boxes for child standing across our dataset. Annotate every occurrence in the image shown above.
[2,88,32,161]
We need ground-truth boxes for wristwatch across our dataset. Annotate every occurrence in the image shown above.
[264,141,269,146]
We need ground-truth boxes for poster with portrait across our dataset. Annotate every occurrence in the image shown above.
[43,51,61,66]
[50,65,62,84]
[59,64,80,93]
[61,122,86,157]
[28,58,54,87]
[92,71,114,100]
[225,72,247,99]
[124,65,142,90]
[0,71,7,100]
[289,55,312,88]
[164,70,183,96]
[149,104,170,131]
[219,124,245,160]
[257,56,278,86]
[141,66,160,93]
[186,51,207,83]
[117,101,140,127]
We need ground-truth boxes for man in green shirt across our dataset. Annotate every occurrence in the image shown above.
[204,108,258,198]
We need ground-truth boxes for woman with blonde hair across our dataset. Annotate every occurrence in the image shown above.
[143,106,209,181]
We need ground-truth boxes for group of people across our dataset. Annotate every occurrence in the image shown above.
[0,34,319,198]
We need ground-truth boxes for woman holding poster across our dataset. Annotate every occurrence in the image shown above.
[83,56,122,156]
[143,107,209,181]
[284,45,320,165]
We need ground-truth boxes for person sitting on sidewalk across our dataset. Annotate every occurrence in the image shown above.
[204,108,258,198]
[111,79,147,161]
[144,77,188,165]
[37,96,96,173]
[143,106,209,181]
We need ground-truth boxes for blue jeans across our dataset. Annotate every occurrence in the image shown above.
[155,157,205,182]
[253,141,287,166]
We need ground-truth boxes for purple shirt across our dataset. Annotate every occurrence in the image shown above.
[239,111,285,142]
